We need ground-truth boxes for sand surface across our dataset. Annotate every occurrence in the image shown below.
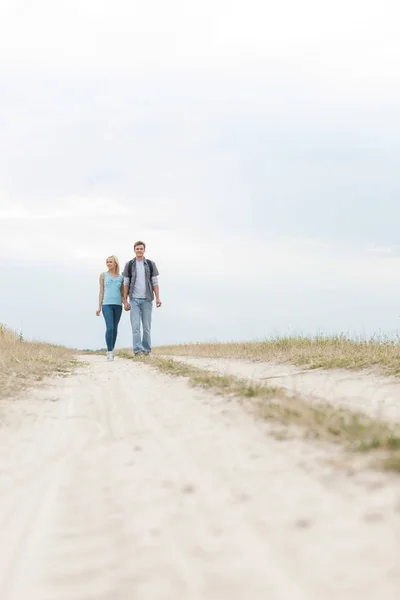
[1,355,400,599]
[167,355,400,422]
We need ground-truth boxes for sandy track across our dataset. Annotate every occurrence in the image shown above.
[1,355,400,599]
[166,356,400,422]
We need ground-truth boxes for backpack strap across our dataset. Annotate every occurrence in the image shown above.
[127,258,134,281]
[127,258,153,285]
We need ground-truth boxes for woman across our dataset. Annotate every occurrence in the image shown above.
[96,256,123,361]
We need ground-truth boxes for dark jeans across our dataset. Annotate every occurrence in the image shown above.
[102,304,123,351]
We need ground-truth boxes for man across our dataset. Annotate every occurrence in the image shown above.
[122,241,162,355]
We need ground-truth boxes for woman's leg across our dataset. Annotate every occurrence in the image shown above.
[101,305,114,351]
[112,305,123,350]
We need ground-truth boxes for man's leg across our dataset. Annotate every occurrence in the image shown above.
[112,305,123,350]
[101,305,114,352]
[130,299,144,354]
[141,300,153,354]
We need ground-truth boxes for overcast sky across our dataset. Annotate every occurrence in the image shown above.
[1,0,400,349]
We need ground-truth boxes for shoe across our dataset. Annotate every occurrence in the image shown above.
[107,351,114,361]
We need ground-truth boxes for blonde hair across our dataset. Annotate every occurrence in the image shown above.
[106,255,120,275]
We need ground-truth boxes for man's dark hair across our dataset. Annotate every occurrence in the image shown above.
[134,240,146,249]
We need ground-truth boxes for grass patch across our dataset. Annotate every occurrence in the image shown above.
[153,333,400,375]
[119,351,400,473]
[383,454,400,472]
[0,324,77,399]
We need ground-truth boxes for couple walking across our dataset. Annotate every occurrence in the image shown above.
[96,241,162,361]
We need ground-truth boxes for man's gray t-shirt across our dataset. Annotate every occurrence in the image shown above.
[122,258,159,302]
[132,260,146,298]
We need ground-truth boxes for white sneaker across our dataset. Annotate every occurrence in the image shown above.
[107,351,114,361]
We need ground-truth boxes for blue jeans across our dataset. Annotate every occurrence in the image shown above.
[130,298,153,354]
[102,304,123,351]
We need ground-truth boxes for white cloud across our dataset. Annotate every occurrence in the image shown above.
[1,200,399,288]
[366,245,400,256]
[0,197,129,220]
[0,0,399,84]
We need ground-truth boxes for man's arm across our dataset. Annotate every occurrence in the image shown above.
[153,283,161,307]
[151,262,161,307]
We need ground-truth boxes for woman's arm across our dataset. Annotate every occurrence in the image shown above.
[96,273,104,316]
[122,277,131,311]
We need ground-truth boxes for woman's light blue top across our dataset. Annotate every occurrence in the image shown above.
[103,272,123,305]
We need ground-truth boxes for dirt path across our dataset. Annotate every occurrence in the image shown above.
[1,355,400,599]
[166,356,400,422]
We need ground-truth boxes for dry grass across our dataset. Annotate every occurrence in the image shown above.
[0,324,77,399]
[153,334,400,375]
[119,351,400,473]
